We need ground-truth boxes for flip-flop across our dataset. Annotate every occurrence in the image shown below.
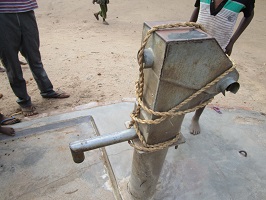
[42,91,70,99]
[0,116,21,125]
[212,106,222,114]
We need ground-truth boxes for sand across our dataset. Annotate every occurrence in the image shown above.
[0,0,265,120]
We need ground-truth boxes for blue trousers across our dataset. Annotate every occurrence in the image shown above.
[0,11,56,107]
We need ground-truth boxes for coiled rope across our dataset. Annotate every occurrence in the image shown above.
[128,22,236,152]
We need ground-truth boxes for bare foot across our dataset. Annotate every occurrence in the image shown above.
[21,106,38,117]
[189,107,205,135]
[94,13,99,20]
[189,118,201,135]
[0,126,15,136]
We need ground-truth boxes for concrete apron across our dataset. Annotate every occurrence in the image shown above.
[0,102,265,200]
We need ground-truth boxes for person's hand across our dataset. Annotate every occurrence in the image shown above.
[225,41,234,56]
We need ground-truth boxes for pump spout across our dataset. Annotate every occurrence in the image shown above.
[216,70,240,95]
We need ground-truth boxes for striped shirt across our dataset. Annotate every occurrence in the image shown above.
[195,0,255,50]
[0,0,38,13]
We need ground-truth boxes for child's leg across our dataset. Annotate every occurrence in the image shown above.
[100,4,107,20]
[94,12,99,20]
[189,106,205,135]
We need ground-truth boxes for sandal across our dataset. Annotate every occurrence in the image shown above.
[0,116,21,125]
[42,91,70,99]
[21,106,38,117]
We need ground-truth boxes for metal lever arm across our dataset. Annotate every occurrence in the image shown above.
[69,129,137,163]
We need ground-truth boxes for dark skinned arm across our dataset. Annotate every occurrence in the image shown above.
[225,10,254,55]
[190,7,199,22]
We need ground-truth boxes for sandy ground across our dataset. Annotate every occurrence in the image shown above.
[0,0,265,121]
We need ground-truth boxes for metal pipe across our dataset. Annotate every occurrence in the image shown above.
[128,148,168,200]
[70,129,137,163]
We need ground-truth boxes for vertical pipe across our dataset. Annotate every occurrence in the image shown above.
[128,148,168,200]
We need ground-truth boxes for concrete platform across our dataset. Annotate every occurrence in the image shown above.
[0,102,265,200]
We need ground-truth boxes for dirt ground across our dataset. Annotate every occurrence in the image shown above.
[0,0,265,121]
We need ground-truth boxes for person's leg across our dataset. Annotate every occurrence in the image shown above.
[189,106,205,135]
[98,6,103,19]
[19,11,69,100]
[100,4,109,24]
[94,11,100,20]
[19,11,56,97]
[0,13,33,110]
[94,13,99,20]
[104,4,108,19]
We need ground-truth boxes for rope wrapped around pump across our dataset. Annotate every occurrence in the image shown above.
[128,22,236,152]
